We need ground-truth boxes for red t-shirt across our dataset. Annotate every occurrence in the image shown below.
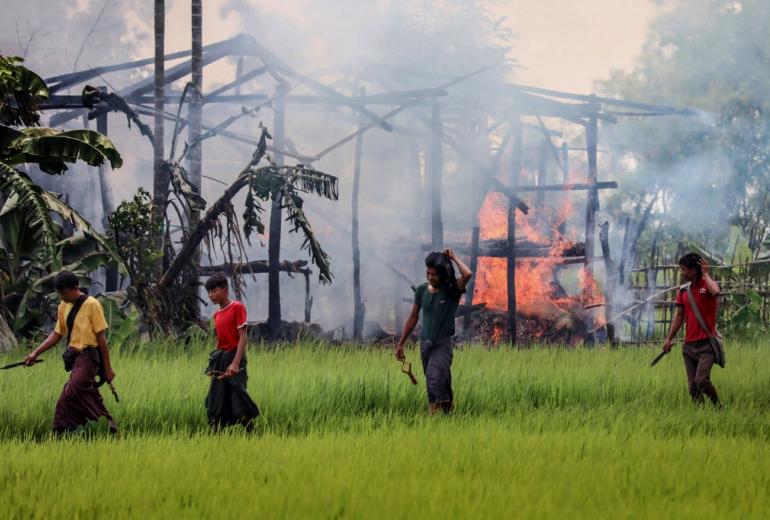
[675,278,718,343]
[213,301,248,351]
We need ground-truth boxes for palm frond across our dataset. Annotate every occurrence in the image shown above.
[282,187,333,284]
[286,167,339,200]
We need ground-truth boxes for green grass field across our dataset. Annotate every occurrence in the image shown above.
[1,340,769,519]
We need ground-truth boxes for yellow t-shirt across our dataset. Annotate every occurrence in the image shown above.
[54,296,109,351]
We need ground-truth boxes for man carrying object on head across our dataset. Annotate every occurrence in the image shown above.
[395,250,472,415]
[663,253,722,406]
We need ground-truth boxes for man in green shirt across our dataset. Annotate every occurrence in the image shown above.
[396,249,472,414]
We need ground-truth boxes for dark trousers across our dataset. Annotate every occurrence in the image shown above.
[683,339,720,405]
[420,336,454,406]
[53,348,116,433]
[205,349,260,428]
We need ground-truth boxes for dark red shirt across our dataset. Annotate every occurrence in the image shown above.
[213,301,248,351]
[675,278,718,343]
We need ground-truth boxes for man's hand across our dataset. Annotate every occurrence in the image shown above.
[662,338,673,353]
[105,367,116,383]
[443,248,456,260]
[699,258,710,277]
[24,351,38,366]
[221,361,240,379]
[395,343,405,361]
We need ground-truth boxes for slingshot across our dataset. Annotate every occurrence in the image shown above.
[401,360,417,385]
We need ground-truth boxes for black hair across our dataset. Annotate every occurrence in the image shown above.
[205,272,229,291]
[678,252,703,278]
[53,271,79,291]
[425,252,459,295]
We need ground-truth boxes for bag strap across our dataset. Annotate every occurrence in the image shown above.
[65,293,88,347]
[685,284,713,339]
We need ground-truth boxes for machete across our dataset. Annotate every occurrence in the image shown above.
[650,350,670,367]
[1,359,44,370]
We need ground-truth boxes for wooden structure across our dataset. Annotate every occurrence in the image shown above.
[38,33,691,340]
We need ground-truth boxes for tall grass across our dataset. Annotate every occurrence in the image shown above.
[1,340,769,518]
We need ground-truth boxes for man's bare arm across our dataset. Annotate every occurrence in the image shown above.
[395,304,420,361]
[700,259,721,296]
[24,331,63,365]
[96,331,115,382]
[663,306,684,352]
[445,249,472,292]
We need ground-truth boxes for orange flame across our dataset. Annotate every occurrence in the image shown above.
[472,190,605,336]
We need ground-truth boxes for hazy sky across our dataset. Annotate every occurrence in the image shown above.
[493,1,660,92]
[127,0,659,95]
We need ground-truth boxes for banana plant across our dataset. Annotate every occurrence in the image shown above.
[0,55,124,336]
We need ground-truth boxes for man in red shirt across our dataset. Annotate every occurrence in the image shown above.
[663,253,721,406]
[204,273,260,431]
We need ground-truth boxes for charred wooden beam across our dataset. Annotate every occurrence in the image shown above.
[599,221,617,344]
[352,87,366,340]
[516,181,617,192]
[267,85,287,332]
[200,260,309,276]
[506,83,689,115]
[508,115,522,344]
[463,226,480,332]
[204,66,267,101]
[583,116,599,333]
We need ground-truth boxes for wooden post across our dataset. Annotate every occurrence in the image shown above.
[304,271,312,324]
[558,142,569,236]
[428,101,443,250]
[507,115,522,344]
[583,116,598,316]
[618,217,630,287]
[352,87,366,340]
[267,85,287,333]
[234,57,244,95]
[96,95,118,292]
[599,221,616,344]
[536,139,548,209]
[463,226,480,333]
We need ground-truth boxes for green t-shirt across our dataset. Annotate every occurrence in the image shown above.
[414,282,463,342]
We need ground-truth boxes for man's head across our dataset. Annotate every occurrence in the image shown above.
[205,272,229,304]
[53,271,82,303]
[425,252,455,289]
[678,252,703,282]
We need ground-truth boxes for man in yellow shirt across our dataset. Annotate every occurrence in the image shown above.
[25,271,117,434]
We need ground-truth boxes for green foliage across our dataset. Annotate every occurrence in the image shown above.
[0,58,124,337]
[108,188,162,287]
[720,288,769,339]
[599,0,770,249]
[0,55,48,127]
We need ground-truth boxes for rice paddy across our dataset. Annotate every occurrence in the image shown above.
[1,340,769,518]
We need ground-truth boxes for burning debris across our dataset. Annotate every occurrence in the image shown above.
[466,191,607,343]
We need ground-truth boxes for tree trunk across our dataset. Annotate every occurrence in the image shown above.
[151,0,166,278]
[188,0,203,309]
[158,175,250,288]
